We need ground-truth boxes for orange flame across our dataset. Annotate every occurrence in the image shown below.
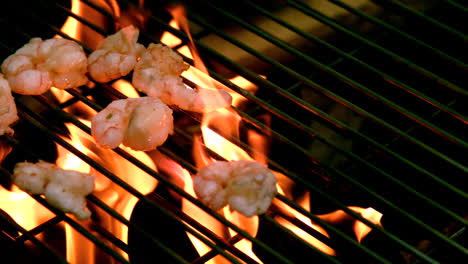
[0,185,54,231]
[275,188,336,255]
[112,79,140,98]
[57,120,157,263]
[165,5,263,263]
[59,0,119,49]
[32,1,386,262]
[318,206,383,243]
[149,150,233,264]
[160,19,182,48]
[53,1,155,261]
[0,131,53,234]
[353,207,383,243]
[169,6,385,257]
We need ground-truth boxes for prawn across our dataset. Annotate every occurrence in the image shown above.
[88,25,145,83]
[0,74,18,135]
[132,43,232,113]
[193,160,277,217]
[13,161,95,220]
[91,96,174,151]
[1,38,88,95]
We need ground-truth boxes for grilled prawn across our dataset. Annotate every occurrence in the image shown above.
[0,74,18,135]
[193,160,277,217]
[91,96,174,151]
[88,25,145,83]
[132,43,232,113]
[1,38,88,95]
[13,161,95,220]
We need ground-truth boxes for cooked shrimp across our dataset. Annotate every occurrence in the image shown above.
[88,25,145,83]
[193,161,231,210]
[132,43,232,113]
[0,74,18,135]
[13,161,96,220]
[1,38,88,95]
[91,96,174,151]
[193,160,277,217]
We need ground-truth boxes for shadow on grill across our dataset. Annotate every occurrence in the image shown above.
[0,0,466,263]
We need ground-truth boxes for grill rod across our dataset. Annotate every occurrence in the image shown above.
[137,0,468,223]
[13,97,274,264]
[327,0,466,67]
[1,0,466,262]
[0,25,396,261]
[64,84,388,263]
[241,0,466,122]
[282,0,466,94]
[374,0,467,40]
[75,0,464,218]
[4,82,391,263]
[148,1,467,175]
[184,0,467,163]
[7,59,446,264]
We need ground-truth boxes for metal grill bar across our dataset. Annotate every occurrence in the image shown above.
[282,0,466,94]
[196,0,466,149]
[0,208,67,264]
[1,0,466,263]
[63,88,333,264]
[443,0,467,11]
[374,0,467,39]
[0,32,369,262]
[154,9,468,227]
[329,0,465,66]
[241,0,466,122]
[10,104,253,264]
[163,7,467,178]
[19,96,267,264]
[180,0,467,179]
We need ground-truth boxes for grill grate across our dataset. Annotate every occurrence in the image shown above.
[1,0,466,263]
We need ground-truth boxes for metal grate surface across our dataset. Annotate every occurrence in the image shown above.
[0,0,466,263]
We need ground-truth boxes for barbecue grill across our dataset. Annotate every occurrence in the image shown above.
[0,0,466,263]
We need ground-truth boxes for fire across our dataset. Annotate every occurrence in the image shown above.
[59,0,119,49]
[318,206,383,243]
[163,5,263,263]
[0,0,386,262]
[112,79,139,98]
[167,4,384,261]
[57,120,158,263]
[160,19,183,48]
[0,185,53,231]
[275,190,336,255]
[160,14,258,103]
[51,1,157,262]
[353,207,383,243]
[0,133,53,234]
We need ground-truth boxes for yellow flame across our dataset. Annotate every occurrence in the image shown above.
[275,188,336,256]
[160,20,183,47]
[112,79,140,98]
[57,118,157,263]
[0,185,54,231]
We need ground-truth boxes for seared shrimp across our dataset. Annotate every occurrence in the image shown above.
[132,43,232,113]
[91,96,174,151]
[88,25,145,83]
[193,160,277,217]
[1,38,88,95]
[0,74,18,135]
[13,161,95,220]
